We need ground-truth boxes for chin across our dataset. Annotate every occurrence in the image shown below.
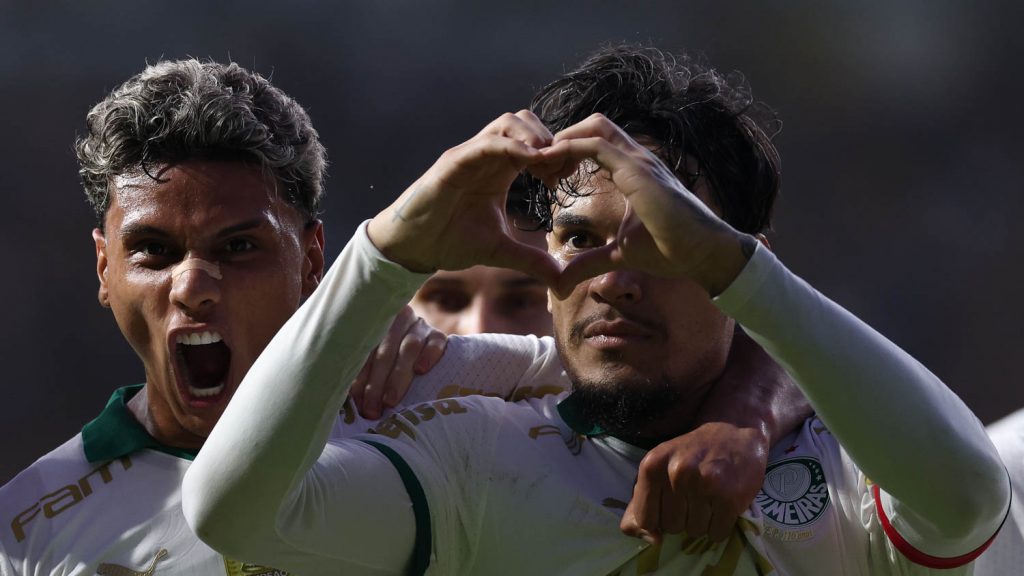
[568,366,684,436]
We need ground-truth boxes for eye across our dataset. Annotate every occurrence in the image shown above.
[498,290,547,315]
[140,242,168,256]
[423,289,470,313]
[226,238,255,253]
[560,230,601,251]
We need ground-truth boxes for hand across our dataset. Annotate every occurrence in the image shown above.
[367,111,562,288]
[622,421,768,544]
[349,306,448,419]
[539,113,756,298]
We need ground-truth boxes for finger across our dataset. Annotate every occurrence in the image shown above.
[623,456,670,545]
[488,234,563,292]
[683,491,712,538]
[706,508,735,543]
[360,307,417,418]
[479,111,552,150]
[414,329,448,375]
[349,354,374,410]
[550,113,636,148]
[554,243,623,299]
[655,485,687,535]
[514,109,554,146]
[622,486,664,545]
[453,135,542,172]
[380,325,429,410]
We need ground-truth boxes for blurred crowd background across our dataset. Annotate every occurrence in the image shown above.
[2,1,1022,483]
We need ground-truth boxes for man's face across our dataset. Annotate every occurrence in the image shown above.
[547,174,733,439]
[93,160,324,447]
[409,228,551,336]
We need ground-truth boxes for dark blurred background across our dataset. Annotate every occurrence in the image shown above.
[2,1,1022,483]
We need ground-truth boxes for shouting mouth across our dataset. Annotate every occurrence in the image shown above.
[172,330,232,406]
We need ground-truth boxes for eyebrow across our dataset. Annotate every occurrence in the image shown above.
[118,218,268,240]
[213,219,267,239]
[551,212,592,229]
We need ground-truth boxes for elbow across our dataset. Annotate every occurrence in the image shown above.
[181,467,260,560]
[930,451,1011,546]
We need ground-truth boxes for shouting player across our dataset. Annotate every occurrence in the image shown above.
[184,45,1010,574]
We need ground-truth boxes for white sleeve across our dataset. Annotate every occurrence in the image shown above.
[333,333,567,437]
[714,243,1010,566]
[183,221,431,575]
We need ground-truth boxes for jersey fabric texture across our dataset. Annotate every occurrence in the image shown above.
[974,409,1024,576]
[0,335,555,575]
[183,222,1008,576]
[0,385,284,576]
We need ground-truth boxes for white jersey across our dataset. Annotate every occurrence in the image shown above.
[183,223,1008,576]
[0,333,560,576]
[359,346,980,575]
[974,409,1024,576]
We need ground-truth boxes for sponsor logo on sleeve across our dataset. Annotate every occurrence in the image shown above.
[755,457,830,528]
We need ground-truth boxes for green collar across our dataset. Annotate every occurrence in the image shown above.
[81,384,199,463]
[556,392,607,436]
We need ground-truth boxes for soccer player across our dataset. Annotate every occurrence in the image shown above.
[184,45,1010,574]
[0,59,450,576]
[1,57,807,575]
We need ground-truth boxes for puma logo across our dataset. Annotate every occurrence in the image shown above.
[96,548,168,576]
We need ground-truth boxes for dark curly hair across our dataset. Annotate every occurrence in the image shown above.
[76,59,327,228]
[528,45,781,235]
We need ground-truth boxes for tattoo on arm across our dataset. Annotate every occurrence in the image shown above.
[392,188,420,223]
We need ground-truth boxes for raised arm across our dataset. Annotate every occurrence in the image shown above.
[543,113,1009,561]
[183,110,565,573]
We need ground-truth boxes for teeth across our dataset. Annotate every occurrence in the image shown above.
[176,331,223,345]
[189,383,225,397]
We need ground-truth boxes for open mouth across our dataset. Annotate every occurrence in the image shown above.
[174,331,231,402]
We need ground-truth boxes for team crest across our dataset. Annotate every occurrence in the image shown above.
[755,457,830,527]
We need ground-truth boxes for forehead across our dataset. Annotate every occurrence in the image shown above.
[551,167,718,226]
[427,265,544,290]
[551,176,626,228]
[106,160,297,236]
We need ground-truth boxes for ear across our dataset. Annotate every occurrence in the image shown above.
[300,220,326,297]
[755,233,772,252]
[92,228,111,308]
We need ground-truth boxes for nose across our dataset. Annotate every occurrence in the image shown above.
[589,270,643,304]
[169,262,221,317]
[456,298,505,336]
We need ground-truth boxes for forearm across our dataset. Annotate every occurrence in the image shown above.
[715,245,1008,545]
[183,221,428,560]
[694,330,812,446]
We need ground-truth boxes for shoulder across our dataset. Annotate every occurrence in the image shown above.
[1,434,89,504]
[1,434,185,553]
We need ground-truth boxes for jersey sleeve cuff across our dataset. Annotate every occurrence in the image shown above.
[361,439,432,576]
[872,483,1009,569]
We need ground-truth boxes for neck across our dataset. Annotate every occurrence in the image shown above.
[126,386,206,450]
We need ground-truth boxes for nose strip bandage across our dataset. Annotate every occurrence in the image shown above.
[171,258,223,280]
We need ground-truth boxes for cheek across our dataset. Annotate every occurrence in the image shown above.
[107,271,169,353]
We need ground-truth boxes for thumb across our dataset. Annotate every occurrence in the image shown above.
[553,243,623,299]
[490,235,563,292]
